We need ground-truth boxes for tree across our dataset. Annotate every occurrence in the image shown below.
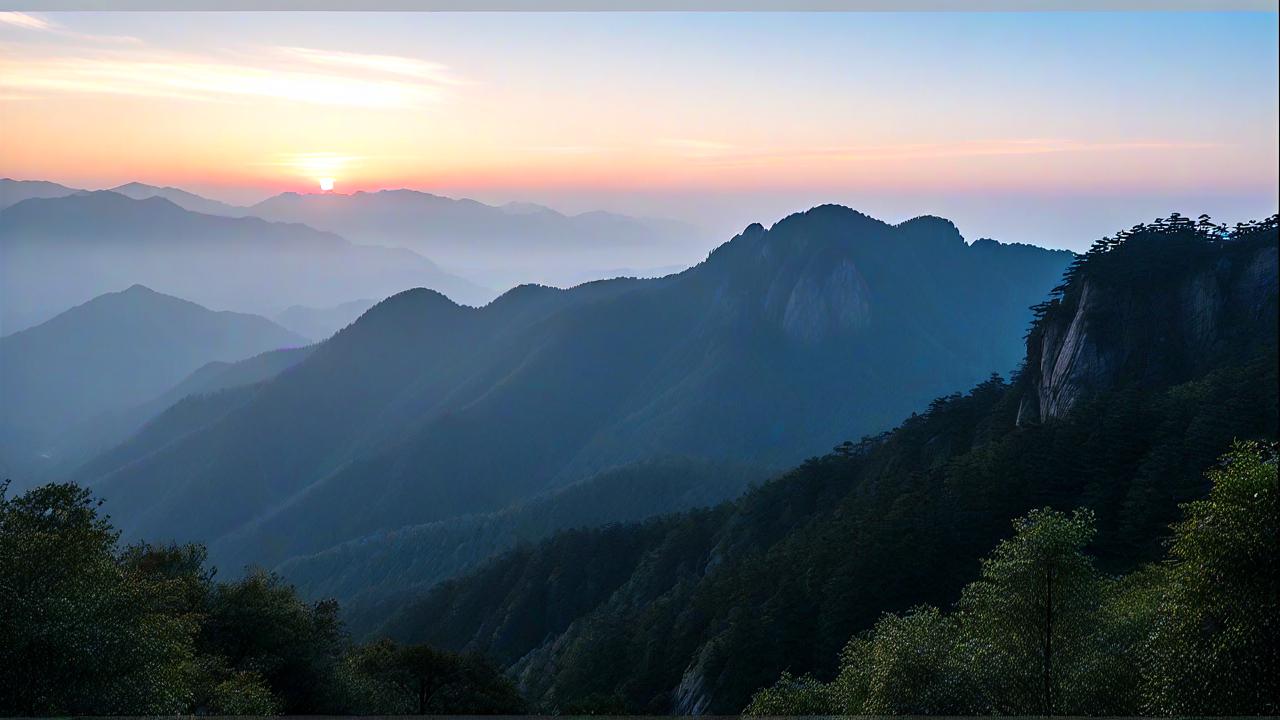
[1140,440,1279,715]
[855,606,977,714]
[199,569,346,714]
[743,671,831,716]
[346,638,526,714]
[957,507,1101,714]
[0,482,197,715]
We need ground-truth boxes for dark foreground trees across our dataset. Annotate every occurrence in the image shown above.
[745,441,1279,716]
[0,481,525,716]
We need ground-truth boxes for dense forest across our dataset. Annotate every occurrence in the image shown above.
[0,481,525,716]
[372,215,1278,713]
[745,441,1277,716]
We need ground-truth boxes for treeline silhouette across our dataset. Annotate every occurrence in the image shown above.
[0,482,524,716]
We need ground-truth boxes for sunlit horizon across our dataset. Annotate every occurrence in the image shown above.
[2,10,1277,249]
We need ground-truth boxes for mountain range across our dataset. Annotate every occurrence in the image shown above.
[0,190,489,332]
[0,178,708,296]
[244,189,709,289]
[370,214,1278,714]
[0,285,307,485]
[273,299,379,342]
[69,205,1072,586]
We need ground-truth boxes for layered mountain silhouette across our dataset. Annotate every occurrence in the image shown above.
[0,285,306,484]
[372,215,1278,714]
[75,205,1072,578]
[0,178,78,210]
[246,189,709,289]
[108,181,244,216]
[0,191,490,331]
[274,299,379,342]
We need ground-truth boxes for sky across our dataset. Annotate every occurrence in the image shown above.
[1,11,1277,250]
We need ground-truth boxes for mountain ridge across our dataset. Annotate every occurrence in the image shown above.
[73,205,1072,585]
[370,214,1277,714]
[0,285,307,486]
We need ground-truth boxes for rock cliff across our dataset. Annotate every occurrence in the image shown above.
[1017,217,1278,424]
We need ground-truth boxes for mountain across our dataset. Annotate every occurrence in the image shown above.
[274,299,379,342]
[31,344,318,489]
[0,285,306,484]
[77,205,1072,577]
[0,178,79,210]
[370,214,1278,714]
[246,189,711,290]
[278,456,769,620]
[108,181,243,216]
[0,191,492,331]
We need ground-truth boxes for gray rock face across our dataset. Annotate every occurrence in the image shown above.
[1033,280,1113,422]
[777,258,872,343]
[671,646,715,715]
[1020,242,1278,424]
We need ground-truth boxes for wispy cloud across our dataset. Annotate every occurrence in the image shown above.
[0,46,461,109]
[0,11,139,44]
[278,46,465,85]
[0,12,51,31]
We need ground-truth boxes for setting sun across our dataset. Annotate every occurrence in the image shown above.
[319,177,335,192]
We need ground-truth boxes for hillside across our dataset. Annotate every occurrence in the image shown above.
[372,215,1278,714]
[76,205,1072,578]
[278,457,769,617]
[0,286,306,485]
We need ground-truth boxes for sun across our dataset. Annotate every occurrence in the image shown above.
[318,177,335,192]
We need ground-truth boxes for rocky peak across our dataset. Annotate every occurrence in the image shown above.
[1017,216,1278,424]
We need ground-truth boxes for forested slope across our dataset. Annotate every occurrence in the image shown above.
[377,215,1278,714]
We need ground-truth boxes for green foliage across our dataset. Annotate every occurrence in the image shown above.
[199,569,347,713]
[838,606,975,715]
[0,482,198,716]
[342,638,524,714]
[959,508,1101,714]
[745,443,1279,716]
[1139,440,1279,715]
[0,480,526,716]
[207,670,282,716]
[741,671,831,716]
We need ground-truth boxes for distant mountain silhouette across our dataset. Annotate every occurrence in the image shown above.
[77,205,1072,577]
[0,178,79,210]
[247,189,710,289]
[108,181,244,216]
[274,299,379,342]
[0,191,492,331]
[0,285,306,484]
[3,180,708,295]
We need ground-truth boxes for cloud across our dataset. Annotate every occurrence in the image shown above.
[0,12,51,31]
[0,46,459,109]
[277,46,465,85]
[0,11,139,44]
